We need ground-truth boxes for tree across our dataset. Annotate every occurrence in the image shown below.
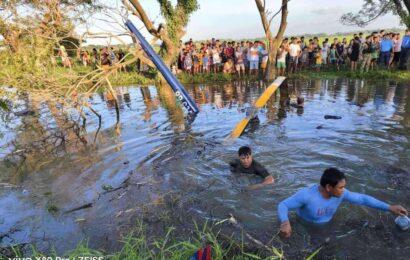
[123,0,199,67]
[0,0,102,68]
[255,0,288,82]
[341,0,410,29]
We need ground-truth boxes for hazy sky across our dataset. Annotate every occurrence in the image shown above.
[82,0,403,44]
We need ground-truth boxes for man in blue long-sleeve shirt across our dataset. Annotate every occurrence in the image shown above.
[278,167,408,238]
[399,29,410,70]
[379,34,394,68]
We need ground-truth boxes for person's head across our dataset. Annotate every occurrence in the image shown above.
[366,36,372,42]
[320,168,346,197]
[238,146,252,168]
[297,96,304,106]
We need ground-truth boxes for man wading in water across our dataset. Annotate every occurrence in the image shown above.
[278,167,408,238]
[229,146,274,189]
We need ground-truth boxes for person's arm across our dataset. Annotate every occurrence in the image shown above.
[248,175,274,190]
[248,162,274,190]
[343,190,408,215]
[278,190,307,238]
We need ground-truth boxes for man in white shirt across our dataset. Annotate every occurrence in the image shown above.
[288,38,301,73]
[248,42,260,75]
[392,33,402,67]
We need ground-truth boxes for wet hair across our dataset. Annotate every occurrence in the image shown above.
[320,168,346,187]
[297,97,304,105]
[238,146,252,156]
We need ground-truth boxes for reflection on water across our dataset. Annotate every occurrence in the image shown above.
[0,79,409,258]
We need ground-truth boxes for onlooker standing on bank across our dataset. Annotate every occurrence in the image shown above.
[399,29,410,70]
[379,34,393,69]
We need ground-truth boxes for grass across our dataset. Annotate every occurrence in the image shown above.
[2,220,322,260]
[288,67,410,82]
[177,72,259,84]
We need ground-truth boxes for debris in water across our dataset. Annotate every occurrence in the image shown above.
[47,204,58,213]
[64,203,93,214]
[102,184,113,191]
[75,218,86,223]
[324,115,342,120]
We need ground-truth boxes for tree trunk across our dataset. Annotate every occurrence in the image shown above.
[255,0,288,82]
[265,39,278,81]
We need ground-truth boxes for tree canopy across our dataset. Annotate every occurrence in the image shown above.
[341,0,410,29]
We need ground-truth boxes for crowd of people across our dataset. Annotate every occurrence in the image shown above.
[176,38,268,77]
[60,29,410,77]
[82,47,127,71]
[59,46,128,71]
[176,29,410,77]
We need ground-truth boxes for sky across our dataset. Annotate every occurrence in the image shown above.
[80,0,404,45]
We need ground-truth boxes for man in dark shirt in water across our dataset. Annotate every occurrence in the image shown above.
[229,146,274,189]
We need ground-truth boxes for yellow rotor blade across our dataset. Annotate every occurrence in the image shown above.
[230,118,251,138]
[254,76,286,108]
[229,76,286,139]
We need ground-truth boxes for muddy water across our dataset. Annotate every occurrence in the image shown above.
[0,79,409,258]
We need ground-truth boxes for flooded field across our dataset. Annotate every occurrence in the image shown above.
[1,79,409,258]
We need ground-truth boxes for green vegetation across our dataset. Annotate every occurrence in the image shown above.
[47,204,59,213]
[3,221,313,259]
[177,72,259,84]
[288,68,410,82]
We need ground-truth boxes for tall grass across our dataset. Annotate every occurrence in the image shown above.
[2,220,321,260]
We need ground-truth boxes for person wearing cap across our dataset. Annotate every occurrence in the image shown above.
[278,167,408,238]
[229,146,274,189]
